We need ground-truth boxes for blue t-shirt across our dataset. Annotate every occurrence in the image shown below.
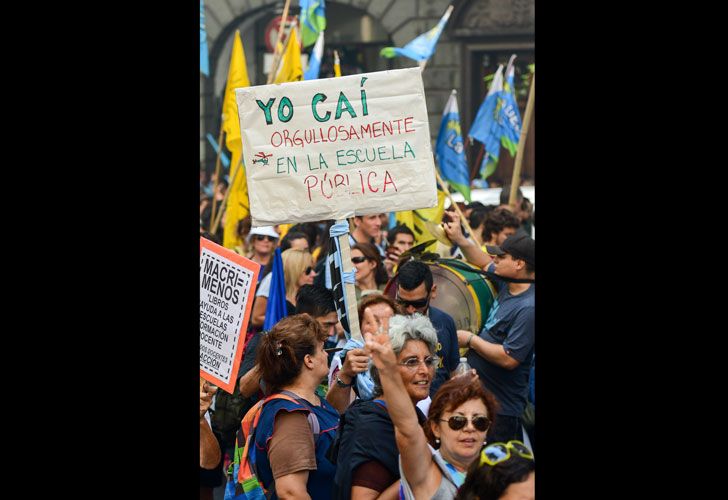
[467,275,535,417]
[428,306,459,396]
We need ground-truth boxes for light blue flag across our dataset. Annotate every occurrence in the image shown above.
[205,133,230,168]
[300,0,327,48]
[469,65,504,179]
[263,248,288,331]
[304,31,325,80]
[380,5,453,62]
[200,0,209,76]
[499,55,523,157]
[436,90,471,202]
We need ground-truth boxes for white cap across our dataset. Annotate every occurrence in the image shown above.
[247,225,280,242]
[460,357,468,362]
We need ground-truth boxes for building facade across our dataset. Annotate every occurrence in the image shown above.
[201,0,534,186]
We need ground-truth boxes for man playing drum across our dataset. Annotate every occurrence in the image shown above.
[446,229,536,444]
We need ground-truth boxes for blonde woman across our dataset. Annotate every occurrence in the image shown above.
[252,248,315,326]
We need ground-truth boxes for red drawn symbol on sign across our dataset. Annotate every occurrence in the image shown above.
[252,152,273,166]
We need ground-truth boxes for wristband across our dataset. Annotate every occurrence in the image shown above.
[468,333,475,348]
[335,374,355,388]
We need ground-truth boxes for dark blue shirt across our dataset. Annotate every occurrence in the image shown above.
[428,306,459,396]
[466,276,535,417]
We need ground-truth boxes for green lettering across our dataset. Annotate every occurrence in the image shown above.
[404,141,416,159]
[276,157,286,174]
[278,96,294,122]
[336,150,346,167]
[335,92,357,120]
[360,90,368,116]
[318,153,329,169]
[256,98,276,125]
[311,93,331,122]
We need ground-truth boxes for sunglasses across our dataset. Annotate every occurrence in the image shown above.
[441,415,491,432]
[395,292,431,310]
[351,256,368,264]
[398,355,439,370]
[304,266,315,275]
[254,235,277,242]
[479,440,534,467]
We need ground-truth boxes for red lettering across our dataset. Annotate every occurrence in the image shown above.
[319,128,328,143]
[372,121,381,138]
[271,132,283,147]
[404,117,415,133]
[328,126,338,142]
[367,171,379,193]
[359,171,365,194]
[393,118,404,134]
[382,121,393,135]
[320,173,334,199]
[334,173,347,189]
[282,129,294,147]
[304,175,318,201]
[348,125,360,141]
[383,171,398,192]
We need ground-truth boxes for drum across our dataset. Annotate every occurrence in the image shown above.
[385,259,497,334]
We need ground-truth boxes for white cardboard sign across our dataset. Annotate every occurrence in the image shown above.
[235,67,437,226]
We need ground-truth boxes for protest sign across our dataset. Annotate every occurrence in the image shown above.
[235,67,437,226]
[200,237,260,393]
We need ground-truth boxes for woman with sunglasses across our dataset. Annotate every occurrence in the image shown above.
[456,441,534,500]
[365,320,498,500]
[351,242,389,301]
[331,313,438,500]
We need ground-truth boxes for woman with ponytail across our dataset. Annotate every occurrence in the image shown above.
[252,314,340,499]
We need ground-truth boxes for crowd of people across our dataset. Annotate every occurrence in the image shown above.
[199,175,535,499]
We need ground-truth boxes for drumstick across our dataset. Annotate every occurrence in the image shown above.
[434,169,482,247]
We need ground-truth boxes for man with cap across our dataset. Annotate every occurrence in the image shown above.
[456,231,535,443]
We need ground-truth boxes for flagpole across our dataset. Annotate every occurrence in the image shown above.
[333,50,342,77]
[508,73,535,208]
[470,146,486,182]
[208,127,225,232]
[211,155,244,234]
[434,168,482,247]
[335,221,362,342]
[267,0,293,84]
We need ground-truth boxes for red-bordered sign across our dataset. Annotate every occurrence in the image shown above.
[200,237,261,393]
[265,15,296,52]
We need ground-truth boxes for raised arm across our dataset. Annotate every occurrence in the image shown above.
[442,219,492,269]
[363,314,439,493]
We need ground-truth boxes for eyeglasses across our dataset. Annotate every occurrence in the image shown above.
[479,440,534,467]
[398,355,439,370]
[395,292,431,310]
[304,266,315,275]
[254,235,277,242]
[351,256,368,264]
[440,415,491,432]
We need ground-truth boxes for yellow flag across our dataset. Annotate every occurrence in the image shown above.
[222,31,251,248]
[396,190,446,253]
[274,27,303,84]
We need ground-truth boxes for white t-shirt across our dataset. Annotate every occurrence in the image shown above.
[256,273,272,298]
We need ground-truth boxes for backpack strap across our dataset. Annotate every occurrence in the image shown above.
[241,391,323,498]
[277,390,320,441]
